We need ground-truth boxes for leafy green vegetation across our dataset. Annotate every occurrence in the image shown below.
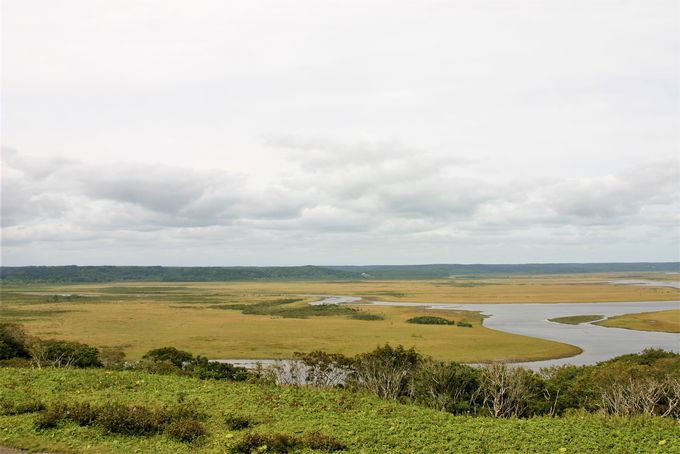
[548,315,604,325]
[0,367,677,453]
[0,325,679,452]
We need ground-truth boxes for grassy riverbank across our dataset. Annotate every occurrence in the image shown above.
[0,367,677,453]
[596,309,680,333]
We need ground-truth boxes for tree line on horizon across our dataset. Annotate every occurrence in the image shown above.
[1,262,678,283]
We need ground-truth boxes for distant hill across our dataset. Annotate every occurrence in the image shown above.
[0,265,360,283]
[327,262,680,279]
[0,262,678,283]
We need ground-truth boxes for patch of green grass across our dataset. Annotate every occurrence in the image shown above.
[548,315,604,325]
[0,368,677,453]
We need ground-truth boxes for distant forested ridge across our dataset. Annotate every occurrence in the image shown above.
[328,262,680,279]
[0,262,678,283]
[0,265,357,283]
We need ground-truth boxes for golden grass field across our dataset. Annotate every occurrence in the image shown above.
[1,274,677,362]
[596,309,680,333]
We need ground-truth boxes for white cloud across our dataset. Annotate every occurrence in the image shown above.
[1,1,678,264]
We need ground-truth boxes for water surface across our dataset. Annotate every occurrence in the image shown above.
[311,295,679,368]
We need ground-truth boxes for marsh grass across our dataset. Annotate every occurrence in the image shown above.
[1,275,672,361]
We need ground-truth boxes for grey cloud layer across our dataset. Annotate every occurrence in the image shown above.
[2,144,677,258]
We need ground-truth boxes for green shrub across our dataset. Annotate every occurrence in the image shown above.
[350,344,422,399]
[294,351,353,387]
[68,401,98,426]
[142,347,194,368]
[410,360,480,413]
[0,357,32,368]
[34,403,69,430]
[96,402,164,435]
[165,418,206,442]
[0,398,45,415]
[98,346,127,369]
[0,323,31,360]
[185,356,249,381]
[136,358,180,374]
[234,432,299,453]
[406,316,455,325]
[32,400,208,441]
[225,413,253,430]
[234,432,346,453]
[30,339,102,368]
[300,431,347,451]
[456,321,473,328]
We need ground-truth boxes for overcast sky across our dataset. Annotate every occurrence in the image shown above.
[1,1,679,266]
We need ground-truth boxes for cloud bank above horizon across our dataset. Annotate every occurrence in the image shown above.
[1,1,679,265]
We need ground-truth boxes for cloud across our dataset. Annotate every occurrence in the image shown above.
[2,141,677,266]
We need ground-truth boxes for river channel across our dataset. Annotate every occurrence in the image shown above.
[309,290,679,368]
[216,281,679,370]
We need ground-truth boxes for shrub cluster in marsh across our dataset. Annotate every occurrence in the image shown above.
[406,316,474,327]
[212,297,382,320]
[407,316,455,325]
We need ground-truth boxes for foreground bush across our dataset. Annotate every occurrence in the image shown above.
[33,401,206,442]
[30,339,102,368]
[0,323,31,360]
[349,344,421,399]
[142,347,194,368]
[234,431,346,453]
[224,413,254,430]
[0,398,45,416]
[410,359,479,413]
[294,351,353,387]
[185,356,249,381]
[478,363,542,418]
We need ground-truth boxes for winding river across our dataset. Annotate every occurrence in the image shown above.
[309,286,679,368]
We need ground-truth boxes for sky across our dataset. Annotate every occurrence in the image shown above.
[1,0,679,266]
